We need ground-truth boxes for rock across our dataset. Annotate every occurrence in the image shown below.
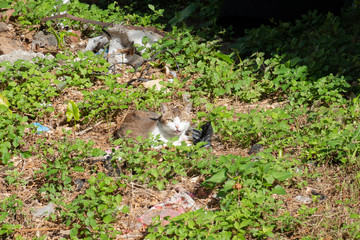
[31,31,58,50]
[248,144,264,155]
[32,203,55,218]
[0,37,25,55]
[0,50,54,71]
[74,179,85,191]
[0,22,9,32]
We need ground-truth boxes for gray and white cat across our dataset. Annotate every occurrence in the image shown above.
[113,102,192,146]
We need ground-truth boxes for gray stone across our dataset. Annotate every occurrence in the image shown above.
[0,22,9,32]
[32,31,58,50]
[0,50,54,71]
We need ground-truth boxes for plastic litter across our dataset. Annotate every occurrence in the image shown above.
[137,191,199,226]
[294,195,312,204]
[32,203,55,218]
[39,103,53,108]
[106,24,162,67]
[84,36,109,53]
[33,122,50,134]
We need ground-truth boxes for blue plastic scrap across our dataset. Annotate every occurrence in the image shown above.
[33,122,50,134]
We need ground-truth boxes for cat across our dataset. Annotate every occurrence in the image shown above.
[113,102,192,146]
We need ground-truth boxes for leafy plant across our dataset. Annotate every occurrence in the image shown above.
[111,136,211,190]
[0,195,23,237]
[49,28,80,50]
[0,93,11,114]
[66,100,80,130]
[0,109,29,165]
[57,172,124,239]
[146,152,295,239]
[4,169,27,188]
[169,3,197,26]
[234,9,360,84]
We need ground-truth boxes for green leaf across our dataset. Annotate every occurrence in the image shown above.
[115,195,123,204]
[150,169,159,178]
[121,205,129,214]
[12,136,19,148]
[103,215,113,224]
[20,151,32,158]
[215,52,234,64]
[148,4,155,11]
[237,219,253,229]
[156,181,165,190]
[222,180,235,192]
[272,171,292,181]
[0,93,11,113]
[0,212,9,221]
[77,50,84,59]
[66,100,80,121]
[2,152,10,165]
[169,3,197,26]
[69,227,78,238]
[187,219,195,229]
[207,169,226,183]
[272,185,287,195]
[72,166,85,172]
[66,110,73,122]
[0,2,11,8]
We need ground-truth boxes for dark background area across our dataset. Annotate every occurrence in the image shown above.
[80,0,350,36]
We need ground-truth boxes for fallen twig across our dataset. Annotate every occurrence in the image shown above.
[15,227,69,232]
[76,120,103,136]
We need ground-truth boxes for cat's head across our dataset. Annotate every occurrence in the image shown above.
[159,102,192,137]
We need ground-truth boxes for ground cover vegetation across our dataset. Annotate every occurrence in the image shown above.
[0,0,360,239]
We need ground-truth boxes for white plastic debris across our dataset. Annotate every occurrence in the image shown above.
[294,195,312,204]
[137,191,200,226]
[106,24,164,67]
[84,36,109,52]
[32,203,55,218]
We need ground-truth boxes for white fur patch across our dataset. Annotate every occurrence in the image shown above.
[150,116,190,146]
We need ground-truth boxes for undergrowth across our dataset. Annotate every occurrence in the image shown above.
[0,0,359,239]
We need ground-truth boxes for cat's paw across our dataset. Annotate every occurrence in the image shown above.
[181,135,193,146]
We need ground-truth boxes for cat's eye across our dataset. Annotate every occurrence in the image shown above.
[167,119,173,122]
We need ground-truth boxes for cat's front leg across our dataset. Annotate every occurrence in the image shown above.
[179,134,193,146]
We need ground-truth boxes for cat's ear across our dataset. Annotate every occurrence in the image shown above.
[160,103,169,115]
[184,102,192,113]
